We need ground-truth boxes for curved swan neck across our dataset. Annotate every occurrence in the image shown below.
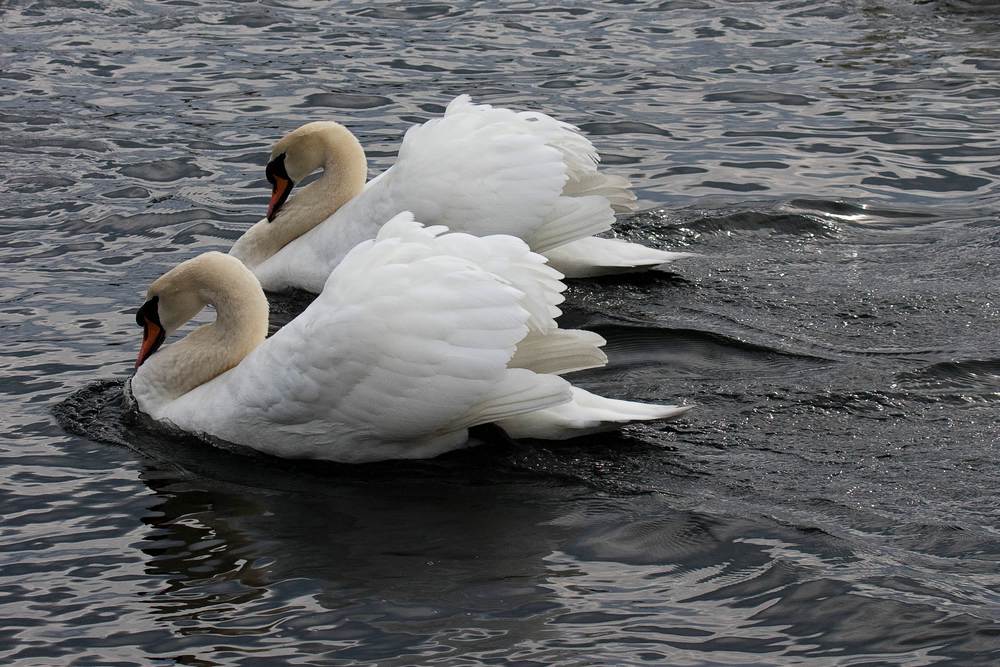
[134,253,269,407]
[230,122,368,269]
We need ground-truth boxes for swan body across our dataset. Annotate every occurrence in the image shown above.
[130,215,690,462]
[230,95,691,293]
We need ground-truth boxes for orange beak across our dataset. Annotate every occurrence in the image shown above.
[267,174,293,222]
[135,296,165,369]
[136,319,164,369]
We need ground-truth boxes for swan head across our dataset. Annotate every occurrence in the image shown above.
[134,252,264,368]
[265,121,362,222]
[134,277,208,369]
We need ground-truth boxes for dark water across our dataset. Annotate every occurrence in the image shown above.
[3,0,1000,664]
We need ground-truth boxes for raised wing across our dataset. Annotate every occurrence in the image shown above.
[373,215,566,332]
[366,110,569,242]
[444,95,637,213]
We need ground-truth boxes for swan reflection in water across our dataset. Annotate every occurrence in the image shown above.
[131,419,575,656]
[128,425,742,661]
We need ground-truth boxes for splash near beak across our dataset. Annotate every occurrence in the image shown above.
[135,296,166,368]
[267,173,293,222]
[265,152,294,222]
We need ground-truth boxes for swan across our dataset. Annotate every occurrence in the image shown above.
[229,95,691,293]
[128,214,690,463]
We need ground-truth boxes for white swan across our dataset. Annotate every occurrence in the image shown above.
[229,95,691,293]
[129,215,690,463]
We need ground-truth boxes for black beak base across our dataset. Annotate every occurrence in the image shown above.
[135,295,160,328]
[265,152,295,222]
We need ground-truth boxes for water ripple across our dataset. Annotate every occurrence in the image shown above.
[3,0,1000,664]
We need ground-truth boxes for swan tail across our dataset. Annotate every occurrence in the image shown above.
[496,387,692,440]
[526,196,614,254]
[456,369,572,429]
[542,236,697,279]
[509,329,608,376]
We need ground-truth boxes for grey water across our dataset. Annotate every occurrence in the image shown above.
[3,0,1000,664]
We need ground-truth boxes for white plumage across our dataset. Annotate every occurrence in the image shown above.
[130,215,690,462]
[230,96,691,293]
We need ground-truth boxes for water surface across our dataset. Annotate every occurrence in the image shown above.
[2,1,1000,664]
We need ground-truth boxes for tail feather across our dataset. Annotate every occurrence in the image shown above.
[543,236,696,279]
[457,369,572,429]
[496,387,692,440]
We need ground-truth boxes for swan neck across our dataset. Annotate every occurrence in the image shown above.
[205,278,269,350]
[134,255,269,407]
[298,130,369,225]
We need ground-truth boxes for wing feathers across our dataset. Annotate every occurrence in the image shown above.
[526,195,615,253]
[371,214,567,334]
[387,120,567,241]
[509,329,608,376]
[384,96,634,253]
[563,172,638,213]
